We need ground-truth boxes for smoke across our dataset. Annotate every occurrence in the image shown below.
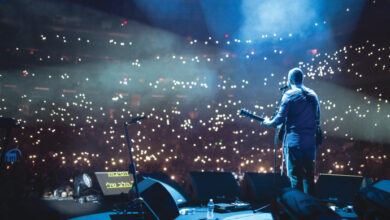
[313,81,390,144]
[0,0,221,109]
[240,0,319,39]
[239,0,365,47]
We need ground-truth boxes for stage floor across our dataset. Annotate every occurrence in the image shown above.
[70,207,273,220]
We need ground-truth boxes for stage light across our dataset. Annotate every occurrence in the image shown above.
[74,173,92,198]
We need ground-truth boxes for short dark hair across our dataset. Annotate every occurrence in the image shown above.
[288,68,303,85]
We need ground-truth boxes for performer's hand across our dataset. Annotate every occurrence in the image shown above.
[262,117,273,127]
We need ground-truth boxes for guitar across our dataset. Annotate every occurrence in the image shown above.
[239,109,264,122]
[240,108,285,139]
[240,108,323,147]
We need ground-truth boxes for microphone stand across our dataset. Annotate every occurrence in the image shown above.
[273,88,288,176]
[254,87,287,214]
[123,121,159,220]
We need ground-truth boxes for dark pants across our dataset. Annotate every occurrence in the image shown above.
[285,146,315,195]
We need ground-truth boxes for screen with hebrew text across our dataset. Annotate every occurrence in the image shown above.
[95,171,134,196]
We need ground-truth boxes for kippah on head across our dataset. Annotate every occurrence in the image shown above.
[288,68,304,85]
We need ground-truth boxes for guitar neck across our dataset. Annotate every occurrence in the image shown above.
[240,109,265,122]
[248,114,264,122]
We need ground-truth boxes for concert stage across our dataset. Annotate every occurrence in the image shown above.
[70,208,273,220]
[37,172,387,220]
[42,199,359,220]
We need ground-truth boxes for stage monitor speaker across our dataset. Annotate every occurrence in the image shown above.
[271,188,341,220]
[242,172,290,205]
[138,172,190,205]
[315,173,363,205]
[353,180,390,220]
[134,177,186,220]
[188,172,241,203]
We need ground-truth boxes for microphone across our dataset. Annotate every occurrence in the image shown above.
[128,116,146,124]
[279,85,288,91]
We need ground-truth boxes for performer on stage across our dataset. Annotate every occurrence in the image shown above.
[262,68,320,195]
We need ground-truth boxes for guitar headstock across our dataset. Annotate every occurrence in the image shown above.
[239,108,252,117]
